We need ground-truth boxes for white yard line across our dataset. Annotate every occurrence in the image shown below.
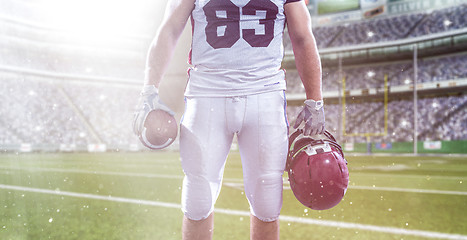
[350,172,467,180]
[1,166,466,195]
[3,165,466,181]
[223,182,467,196]
[349,185,467,196]
[0,166,183,179]
[0,184,466,240]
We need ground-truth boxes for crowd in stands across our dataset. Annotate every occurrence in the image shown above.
[60,82,140,147]
[287,95,467,143]
[0,75,141,148]
[1,3,466,150]
[284,4,467,50]
[2,69,464,147]
[0,76,89,146]
[286,54,467,94]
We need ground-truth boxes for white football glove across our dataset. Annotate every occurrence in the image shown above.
[133,85,174,136]
[293,99,325,136]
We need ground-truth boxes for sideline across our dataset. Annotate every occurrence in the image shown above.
[2,166,466,195]
[223,182,467,196]
[346,153,467,158]
[0,184,466,240]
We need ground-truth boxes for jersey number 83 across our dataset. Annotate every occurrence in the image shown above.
[203,0,279,49]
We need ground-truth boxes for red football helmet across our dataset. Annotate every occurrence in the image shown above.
[139,109,178,150]
[286,129,349,210]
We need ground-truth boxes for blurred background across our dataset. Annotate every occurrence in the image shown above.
[0,0,191,153]
[1,0,466,153]
[0,0,466,239]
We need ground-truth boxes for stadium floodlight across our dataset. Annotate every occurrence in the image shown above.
[443,19,452,27]
[99,95,107,101]
[401,120,409,127]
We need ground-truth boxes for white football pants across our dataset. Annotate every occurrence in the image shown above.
[180,90,289,222]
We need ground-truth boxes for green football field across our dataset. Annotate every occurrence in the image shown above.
[0,152,466,240]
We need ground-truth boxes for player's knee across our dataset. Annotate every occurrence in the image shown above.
[181,175,219,221]
[248,173,284,222]
[183,206,212,221]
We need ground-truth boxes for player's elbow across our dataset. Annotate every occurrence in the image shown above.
[290,32,317,52]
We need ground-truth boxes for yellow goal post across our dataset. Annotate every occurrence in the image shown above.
[342,74,389,137]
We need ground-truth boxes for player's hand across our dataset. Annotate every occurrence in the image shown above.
[133,85,174,136]
[293,99,325,136]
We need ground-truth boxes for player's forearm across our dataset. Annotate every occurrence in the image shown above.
[292,36,323,101]
[144,28,181,87]
[285,1,323,101]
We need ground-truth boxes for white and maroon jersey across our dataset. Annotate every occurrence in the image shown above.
[186,0,302,97]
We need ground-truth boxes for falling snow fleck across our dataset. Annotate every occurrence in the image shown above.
[49,218,53,223]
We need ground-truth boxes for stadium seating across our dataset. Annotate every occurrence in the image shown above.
[284,4,467,50]
[287,95,467,143]
[286,54,467,93]
[1,2,466,150]
[0,75,141,148]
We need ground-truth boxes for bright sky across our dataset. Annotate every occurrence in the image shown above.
[11,0,166,38]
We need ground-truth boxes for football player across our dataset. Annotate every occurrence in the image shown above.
[135,0,324,239]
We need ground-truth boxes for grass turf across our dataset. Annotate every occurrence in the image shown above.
[0,152,466,239]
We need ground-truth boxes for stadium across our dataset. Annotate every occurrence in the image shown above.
[1,0,466,239]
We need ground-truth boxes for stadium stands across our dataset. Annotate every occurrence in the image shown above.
[284,3,467,144]
[0,75,140,149]
[286,53,467,93]
[0,2,465,151]
[287,95,467,143]
[284,4,467,50]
